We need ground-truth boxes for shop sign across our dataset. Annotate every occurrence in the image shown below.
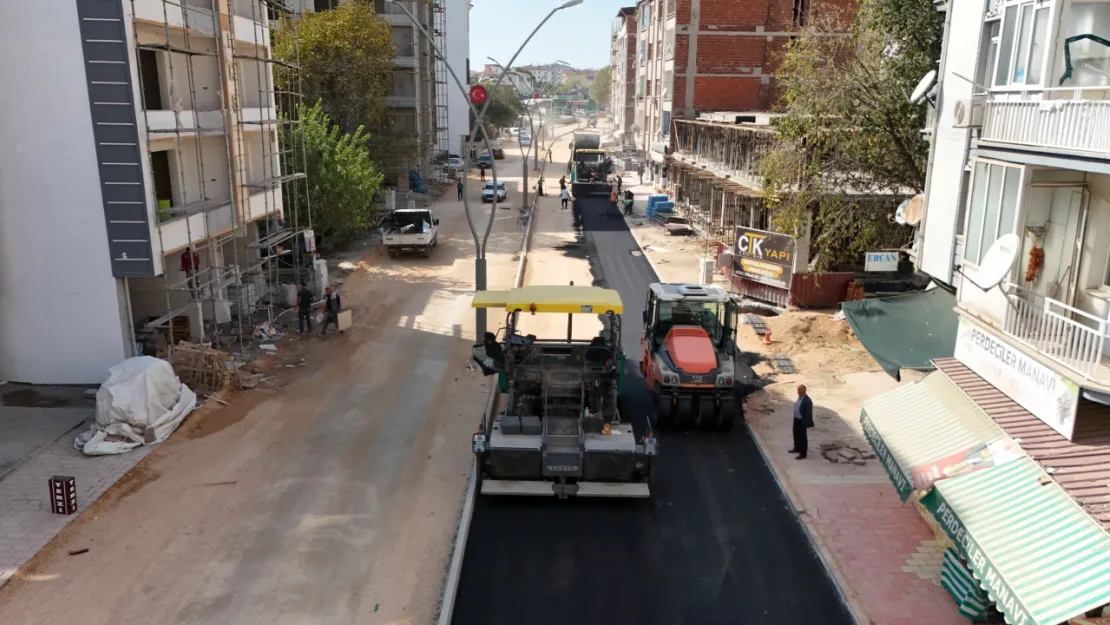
[861,411,913,500]
[930,496,1035,625]
[954,317,1080,440]
[733,227,795,290]
[864,251,899,272]
[908,437,1021,492]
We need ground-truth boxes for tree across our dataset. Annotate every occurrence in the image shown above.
[473,82,525,130]
[274,2,415,175]
[286,101,384,242]
[589,66,612,109]
[759,0,943,270]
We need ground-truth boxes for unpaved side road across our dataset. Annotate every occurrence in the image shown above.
[0,162,524,625]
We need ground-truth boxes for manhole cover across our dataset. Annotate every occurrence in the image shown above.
[819,443,875,465]
[770,354,797,374]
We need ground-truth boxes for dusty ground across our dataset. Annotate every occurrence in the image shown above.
[0,151,532,625]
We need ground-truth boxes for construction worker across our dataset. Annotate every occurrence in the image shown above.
[320,287,342,337]
[456,178,464,201]
[616,174,623,194]
[296,281,314,334]
[609,189,618,211]
[180,246,200,300]
[560,186,571,211]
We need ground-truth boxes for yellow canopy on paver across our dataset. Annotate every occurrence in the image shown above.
[471,286,623,315]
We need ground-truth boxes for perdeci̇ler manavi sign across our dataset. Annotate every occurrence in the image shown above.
[953,317,1079,440]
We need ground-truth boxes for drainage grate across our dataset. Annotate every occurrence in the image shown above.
[743,314,768,337]
[770,354,797,374]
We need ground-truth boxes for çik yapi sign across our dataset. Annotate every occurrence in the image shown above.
[733,227,795,290]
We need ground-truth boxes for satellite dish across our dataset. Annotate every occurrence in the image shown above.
[903,194,924,226]
[910,70,938,104]
[975,233,1021,291]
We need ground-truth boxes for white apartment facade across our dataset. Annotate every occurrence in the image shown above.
[633,0,672,182]
[918,0,1110,392]
[0,0,306,385]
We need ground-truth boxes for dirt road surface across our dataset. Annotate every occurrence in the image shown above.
[0,157,529,625]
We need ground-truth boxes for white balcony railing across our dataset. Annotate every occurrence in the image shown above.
[981,88,1110,155]
[1003,284,1110,382]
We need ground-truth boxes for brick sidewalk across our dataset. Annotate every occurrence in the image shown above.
[0,430,154,587]
[624,210,968,625]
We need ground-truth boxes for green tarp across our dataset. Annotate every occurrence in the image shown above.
[841,287,958,379]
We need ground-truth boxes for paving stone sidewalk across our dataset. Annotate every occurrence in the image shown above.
[0,435,152,586]
[623,202,968,625]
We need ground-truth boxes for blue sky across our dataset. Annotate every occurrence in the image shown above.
[468,0,629,70]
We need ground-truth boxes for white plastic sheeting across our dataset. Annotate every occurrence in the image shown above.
[74,356,197,456]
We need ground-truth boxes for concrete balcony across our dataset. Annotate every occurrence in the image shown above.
[145,107,276,138]
[157,190,279,255]
[131,0,269,47]
[981,88,1110,157]
[1003,284,1110,385]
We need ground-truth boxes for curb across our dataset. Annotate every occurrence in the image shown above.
[625,218,866,625]
[748,425,869,625]
[434,173,537,625]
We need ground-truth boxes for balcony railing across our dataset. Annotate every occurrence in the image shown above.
[981,87,1110,155]
[1003,284,1110,382]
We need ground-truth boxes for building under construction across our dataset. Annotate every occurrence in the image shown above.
[0,0,312,385]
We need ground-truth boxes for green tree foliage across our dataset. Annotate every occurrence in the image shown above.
[286,102,384,241]
[274,2,415,175]
[273,1,394,134]
[589,66,612,108]
[760,0,943,270]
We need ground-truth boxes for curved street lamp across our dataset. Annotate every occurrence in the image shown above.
[387,0,583,338]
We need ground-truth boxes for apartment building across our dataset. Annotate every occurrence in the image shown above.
[851,0,1110,620]
[630,0,854,181]
[0,0,314,385]
[610,7,637,143]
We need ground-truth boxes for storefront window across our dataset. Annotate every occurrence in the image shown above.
[993,0,1052,86]
[964,162,1021,265]
[1059,2,1110,87]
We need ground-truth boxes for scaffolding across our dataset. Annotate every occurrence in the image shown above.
[128,0,310,390]
[430,0,450,178]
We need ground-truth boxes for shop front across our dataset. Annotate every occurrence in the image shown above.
[863,365,1110,623]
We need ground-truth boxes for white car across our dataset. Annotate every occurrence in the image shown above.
[481,181,508,203]
[508,127,519,137]
[519,134,532,147]
[444,157,464,173]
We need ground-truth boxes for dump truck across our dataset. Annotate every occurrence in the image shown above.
[568,131,613,198]
[471,285,658,499]
[641,283,741,432]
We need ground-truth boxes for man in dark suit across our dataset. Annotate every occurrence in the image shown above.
[790,384,815,459]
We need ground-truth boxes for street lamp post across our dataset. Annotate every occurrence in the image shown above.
[388,0,583,339]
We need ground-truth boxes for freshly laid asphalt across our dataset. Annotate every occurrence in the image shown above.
[451,197,855,625]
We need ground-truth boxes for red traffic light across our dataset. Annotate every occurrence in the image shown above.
[469,85,488,105]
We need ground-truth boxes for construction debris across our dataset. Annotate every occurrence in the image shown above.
[166,342,234,392]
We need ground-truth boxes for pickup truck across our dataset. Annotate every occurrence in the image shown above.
[382,208,439,258]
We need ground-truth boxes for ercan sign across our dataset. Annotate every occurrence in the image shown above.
[733,227,795,290]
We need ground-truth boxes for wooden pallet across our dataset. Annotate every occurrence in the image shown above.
[166,342,232,392]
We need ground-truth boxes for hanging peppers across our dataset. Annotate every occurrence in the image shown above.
[1026,246,1044,282]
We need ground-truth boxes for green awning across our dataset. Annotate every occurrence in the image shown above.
[842,287,958,379]
[924,456,1110,625]
[861,371,1019,501]
[941,547,989,620]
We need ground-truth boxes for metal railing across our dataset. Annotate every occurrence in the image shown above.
[982,87,1110,154]
[1003,284,1110,381]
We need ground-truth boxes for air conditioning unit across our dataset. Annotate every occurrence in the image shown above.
[952,97,985,129]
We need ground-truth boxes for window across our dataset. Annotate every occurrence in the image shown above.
[662,111,671,137]
[793,0,809,26]
[978,21,1001,88]
[137,49,163,110]
[648,43,654,60]
[1060,2,1110,87]
[964,161,1021,265]
[640,45,646,65]
[647,80,652,96]
[392,26,415,57]
[641,3,649,28]
[992,0,1051,87]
